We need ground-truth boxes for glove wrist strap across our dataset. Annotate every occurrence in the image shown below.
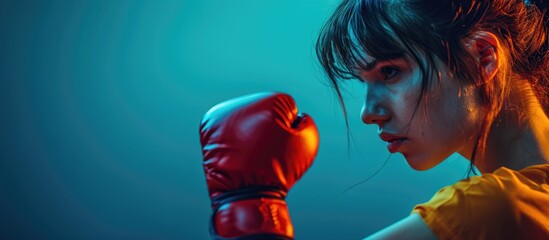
[211,186,287,210]
[210,187,293,240]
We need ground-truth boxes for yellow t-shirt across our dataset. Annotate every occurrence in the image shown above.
[412,164,549,240]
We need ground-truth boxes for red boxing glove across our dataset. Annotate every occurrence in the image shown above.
[199,92,319,239]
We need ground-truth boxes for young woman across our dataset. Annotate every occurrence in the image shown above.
[199,0,548,239]
[316,0,548,238]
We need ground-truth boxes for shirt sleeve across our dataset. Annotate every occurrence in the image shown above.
[411,169,525,240]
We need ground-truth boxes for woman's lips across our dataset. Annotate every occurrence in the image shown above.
[379,132,408,153]
[387,138,408,153]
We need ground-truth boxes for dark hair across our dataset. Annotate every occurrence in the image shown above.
[316,0,548,176]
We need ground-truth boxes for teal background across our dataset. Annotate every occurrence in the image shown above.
[0,1,470,239]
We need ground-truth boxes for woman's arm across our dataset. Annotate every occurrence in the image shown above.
[364,213,436,240]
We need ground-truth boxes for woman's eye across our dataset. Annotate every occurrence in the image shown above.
[380,66,399,80]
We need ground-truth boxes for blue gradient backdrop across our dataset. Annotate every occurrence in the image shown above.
[1,1,470,239]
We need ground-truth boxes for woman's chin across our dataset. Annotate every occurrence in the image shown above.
[403,153,442,171]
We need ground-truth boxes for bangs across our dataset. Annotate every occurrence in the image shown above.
[316,0,408,81]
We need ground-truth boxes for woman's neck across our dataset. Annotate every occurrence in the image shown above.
[474,79,549,173]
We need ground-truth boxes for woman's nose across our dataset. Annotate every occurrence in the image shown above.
[360,102,390,126]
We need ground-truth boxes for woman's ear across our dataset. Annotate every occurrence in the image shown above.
[464,31,500,84]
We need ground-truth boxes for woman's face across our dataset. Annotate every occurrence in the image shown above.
[357,54,483,170]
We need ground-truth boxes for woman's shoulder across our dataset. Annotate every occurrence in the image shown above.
[507,163,549,185]
[426,163,549,213]
[411,163,549,239]
[460,163,549,193]
[429,163,548,201]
